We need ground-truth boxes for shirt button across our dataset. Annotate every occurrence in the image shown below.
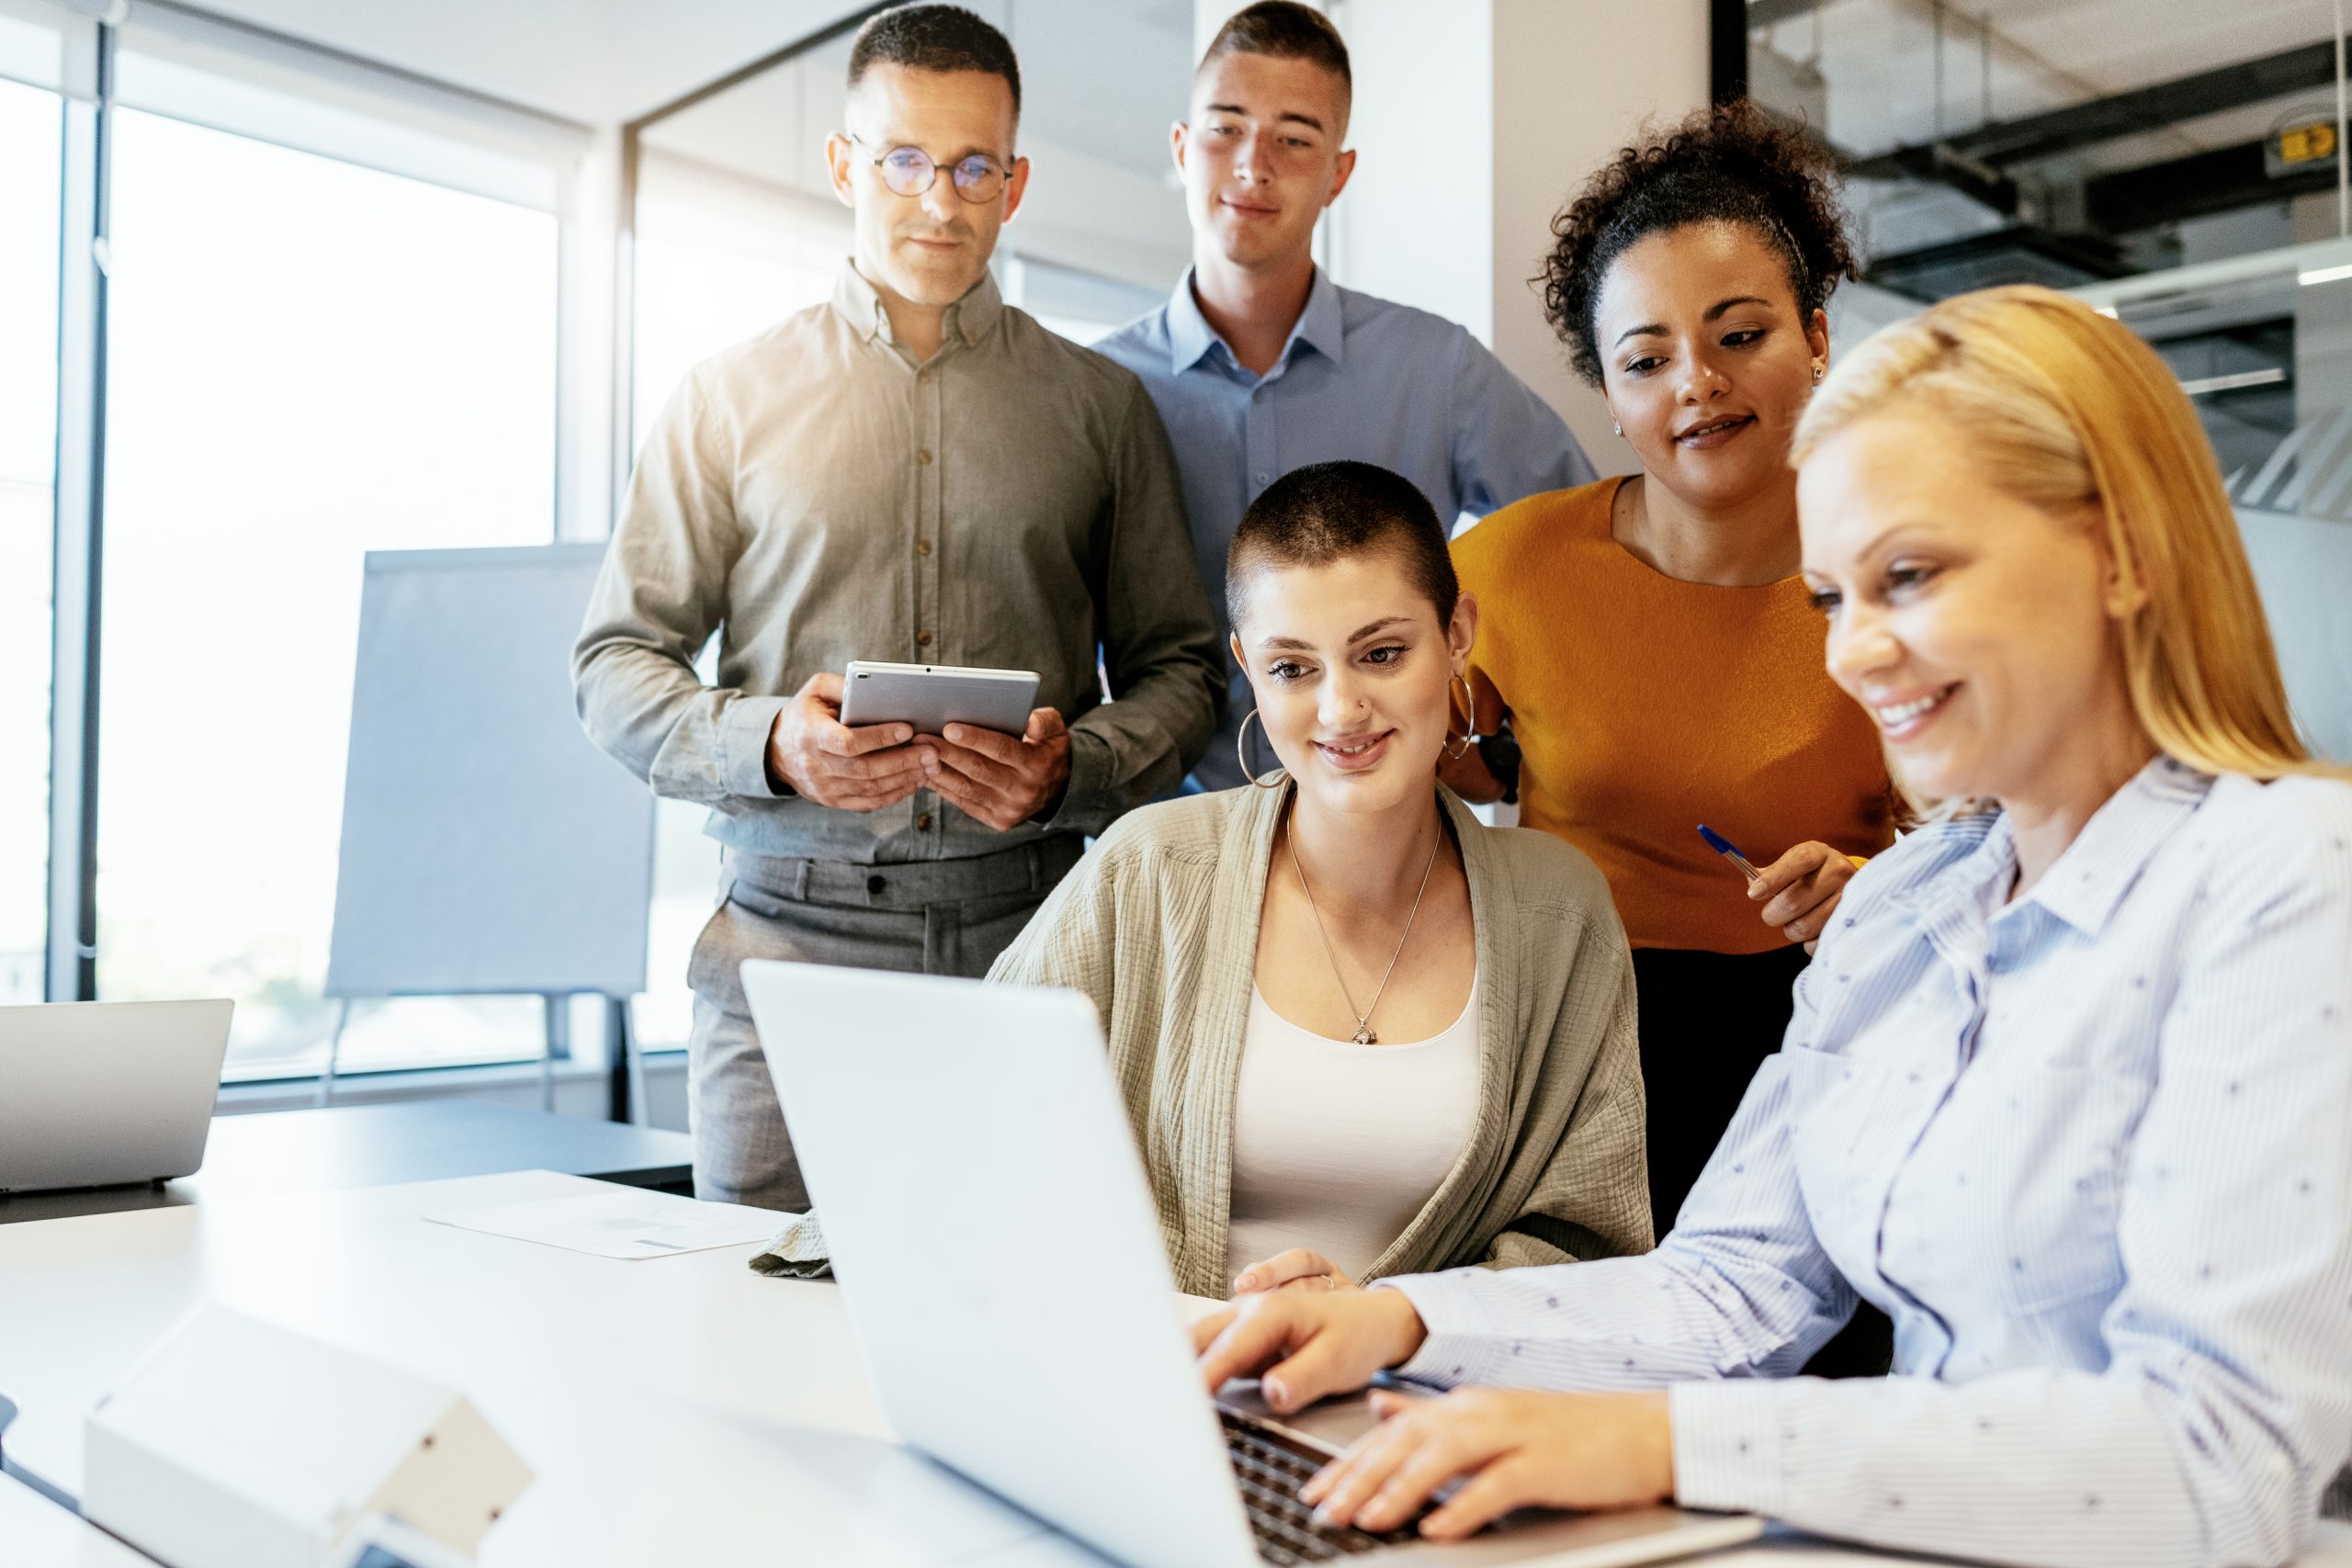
[866,874,887,895]
[916,628,933,647]
[917,370,931,384]
[915,539,932,557]
[916,448,933,465]
[1254,470,1270,484]
[916,812,933,830]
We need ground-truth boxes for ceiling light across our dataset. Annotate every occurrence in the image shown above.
[2177,367,2287,396]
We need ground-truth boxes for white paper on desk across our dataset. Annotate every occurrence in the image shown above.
[424,1188,781,1259]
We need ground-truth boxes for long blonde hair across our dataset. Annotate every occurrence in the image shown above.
[1792,284,2334,809]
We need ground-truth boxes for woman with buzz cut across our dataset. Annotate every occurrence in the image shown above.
[989,460,1654,1301]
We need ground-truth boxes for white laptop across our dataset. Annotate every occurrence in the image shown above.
[0,1000,233,1195]
[742,962,1762,1568]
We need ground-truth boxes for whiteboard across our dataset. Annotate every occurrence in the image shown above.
[325,545,653,998]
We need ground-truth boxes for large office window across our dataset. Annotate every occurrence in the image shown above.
[96,107,560,1078]
[0,76,61,1006]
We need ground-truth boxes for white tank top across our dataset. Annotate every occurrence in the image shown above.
[1223,974,1481,1289]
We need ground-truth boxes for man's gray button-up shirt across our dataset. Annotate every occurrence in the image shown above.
[574,261,1223,863]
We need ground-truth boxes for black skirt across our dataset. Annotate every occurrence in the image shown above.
[1631,943,1892,1379]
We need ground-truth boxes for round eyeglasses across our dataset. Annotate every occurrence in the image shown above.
[849,134,1012,203]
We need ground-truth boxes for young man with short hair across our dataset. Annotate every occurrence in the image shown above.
[575,4,1221,1210]
[1093,2,1593,791]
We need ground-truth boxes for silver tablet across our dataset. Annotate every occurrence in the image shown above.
[838,661,1040,737]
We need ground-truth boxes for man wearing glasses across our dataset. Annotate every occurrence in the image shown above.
[1095,3,1594,790]
[575,4,1221,1211]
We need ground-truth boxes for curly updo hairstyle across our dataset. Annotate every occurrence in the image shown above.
[1540,99,1858,387]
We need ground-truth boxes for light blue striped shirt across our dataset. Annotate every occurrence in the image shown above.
[1384,756,2352,1567]
[1091,267,1594,791]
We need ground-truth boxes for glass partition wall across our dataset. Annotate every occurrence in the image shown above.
[1738,0,2352,762]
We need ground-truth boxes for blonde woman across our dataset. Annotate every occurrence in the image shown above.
[989,460,1652,1299]
[1189,287,2352,1568]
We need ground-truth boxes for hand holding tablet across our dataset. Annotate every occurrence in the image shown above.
[763,671,933,810]
[771,662,1069,829]
[842,661,1068,829]
[923,704,1073,830]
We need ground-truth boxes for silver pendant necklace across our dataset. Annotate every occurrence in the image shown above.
[1288,816,1443,1045]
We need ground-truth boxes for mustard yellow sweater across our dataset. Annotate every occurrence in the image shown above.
[1453,477,1894,954]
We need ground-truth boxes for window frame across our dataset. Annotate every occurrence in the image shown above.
[40,8,629,1096]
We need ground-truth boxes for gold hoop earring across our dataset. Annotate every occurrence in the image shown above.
[1442,672,1475,762]
[1236,709,1286,789]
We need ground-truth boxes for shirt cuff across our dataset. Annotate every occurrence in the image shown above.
[1038,728,1114,836]
[1375,1270,1507,1388]
[1668,1380,1796,1519]
[722,694,793,799]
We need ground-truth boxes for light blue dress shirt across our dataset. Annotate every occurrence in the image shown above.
[1091,267,1595,790]
[1384,757,2352,1568]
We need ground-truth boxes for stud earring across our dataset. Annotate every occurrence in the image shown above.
[1611,420,1623,436]
[1812,365,1825,382]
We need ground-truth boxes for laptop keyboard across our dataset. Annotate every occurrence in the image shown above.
[1220,1408,1423,1562]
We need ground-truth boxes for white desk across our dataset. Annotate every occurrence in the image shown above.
[1,1171,2346,1568]
[3,1471,158,1568]
[0,1170,1083,1566]
[0,1102,694,1227]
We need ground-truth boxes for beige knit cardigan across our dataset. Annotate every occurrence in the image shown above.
[985,780,1654,1299]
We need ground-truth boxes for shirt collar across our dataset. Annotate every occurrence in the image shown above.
[1292,265,1344,365]
[1877,754,2214,949]
[1165,268,1220,372]
[1894,755,2212,941]
[828,259,1006,349]
[1886,812,2009,938]
[831,259,889,342]
[1164,265,1345,375]
[2022,755,2211,937]
[944,266,1006,345]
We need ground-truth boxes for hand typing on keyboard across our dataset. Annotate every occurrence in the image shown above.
[1223,1410,1419,1562]
[1193,1287,1426,1414]
[1193,1292,1678,1546]
[1298,1387,1676,1543]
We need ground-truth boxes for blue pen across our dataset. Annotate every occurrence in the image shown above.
[1697,824,1762,886]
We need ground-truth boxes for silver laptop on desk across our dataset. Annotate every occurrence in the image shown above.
[0,1000,233,1195]
[742,962,1760,1568]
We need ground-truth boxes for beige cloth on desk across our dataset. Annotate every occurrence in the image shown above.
[750,782,1653,1292]
[749,1213,831,1280]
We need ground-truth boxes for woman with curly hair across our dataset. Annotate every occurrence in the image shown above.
[1432,101,1898,1248]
